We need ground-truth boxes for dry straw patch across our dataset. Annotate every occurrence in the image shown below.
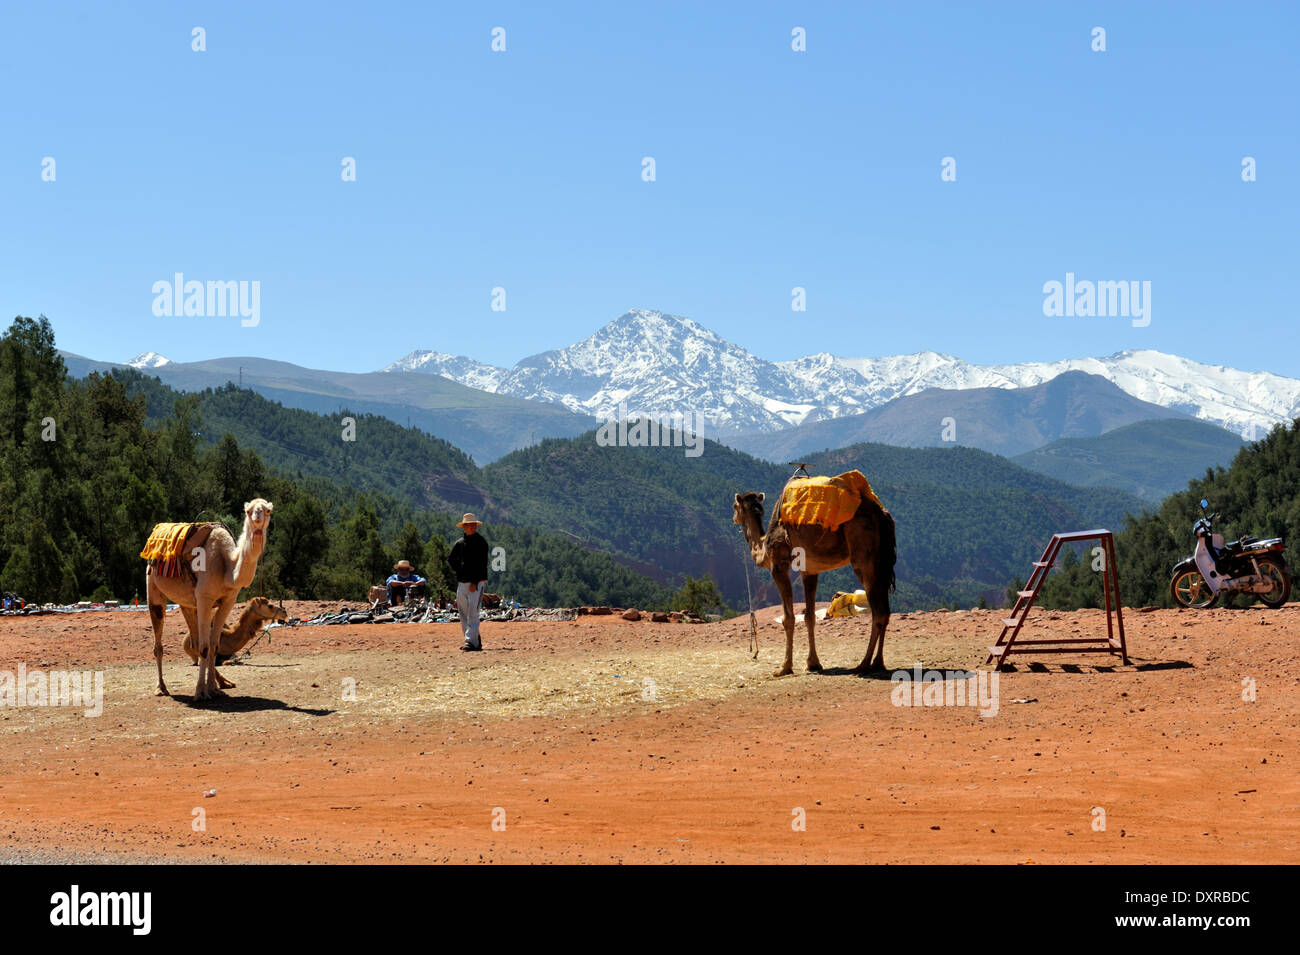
[0,610,1041,742]
[360,645,775,720]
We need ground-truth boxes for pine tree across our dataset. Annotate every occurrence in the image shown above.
[0,517,69,603]
[422,535,457,602]
[393,522,424,572]
[672,574,727,616]
[343,500,390,585]
[271,494,329,597]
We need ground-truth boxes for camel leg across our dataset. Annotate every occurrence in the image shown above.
[845,563,884,674]
[213,657,236,691]
[772,567,795,677]
[868,586,890,670]
[148,586,169,697]
[204,594,237,697]
[180,605,199,666]
[182,605,234,686]
[194,598,216,700]
[802,573,822,672]
[852,575,891,674]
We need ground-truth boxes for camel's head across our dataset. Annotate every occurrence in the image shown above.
[247,595,289,623]
[244,498,274,537]
[733,491,765,527]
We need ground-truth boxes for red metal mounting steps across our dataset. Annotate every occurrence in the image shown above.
[985,529,1129,670]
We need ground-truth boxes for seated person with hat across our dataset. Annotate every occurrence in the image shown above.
[385,560,427,606]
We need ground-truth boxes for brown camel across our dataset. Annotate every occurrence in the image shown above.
[182,596,288,690]
[146,499,274,700]
[733,489,896,676]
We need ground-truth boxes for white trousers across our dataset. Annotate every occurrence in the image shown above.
[456,581,485,647]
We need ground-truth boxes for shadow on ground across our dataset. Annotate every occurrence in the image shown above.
[999,659,1194,674]
[172,694,335,716]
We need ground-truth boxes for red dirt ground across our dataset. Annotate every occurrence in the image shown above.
[1,601,1297,863]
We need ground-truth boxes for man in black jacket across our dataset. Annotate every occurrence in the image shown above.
[448,513,490,651]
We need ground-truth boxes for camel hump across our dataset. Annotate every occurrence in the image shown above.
[183,522,222,552]
[780,469,883,531]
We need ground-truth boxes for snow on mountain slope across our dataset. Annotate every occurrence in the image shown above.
[381,349,510,393]
[375,310,1300,438]
[127,351,171,369]
[813,350,1300,439]
[490,309,820,434]
[788,350,1300,438]
[977,350,1300,439]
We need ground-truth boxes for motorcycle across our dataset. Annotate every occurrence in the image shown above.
[1169,499,1290,609]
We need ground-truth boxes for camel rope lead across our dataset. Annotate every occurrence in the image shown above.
[739,535,758,660]
[235,624,274,663]
[738,463,810,659]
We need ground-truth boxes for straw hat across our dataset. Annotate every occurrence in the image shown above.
[393,559,414,572]
[457,513,482,528]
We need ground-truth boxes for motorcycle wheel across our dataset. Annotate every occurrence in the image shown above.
[1171,568,1218,608]
[1255,558,1291,609]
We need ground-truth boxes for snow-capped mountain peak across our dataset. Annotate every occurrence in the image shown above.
[127,352,171,369]
[375,309,1300,439]
[381,349,509,393]
[492,309,820,431]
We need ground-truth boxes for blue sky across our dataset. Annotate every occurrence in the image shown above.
[2,1,1296,374]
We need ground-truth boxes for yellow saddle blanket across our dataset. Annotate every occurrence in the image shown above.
[779,470,882,531]
[140,522,198,562]
[141,522,220,579]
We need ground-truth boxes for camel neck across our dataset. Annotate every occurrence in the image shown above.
[232,525,265,586]
[740,518,768,565]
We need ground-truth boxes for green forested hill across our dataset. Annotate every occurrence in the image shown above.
[800,442,1148,607]
[1012,418,1245,502]
[119,370,486,514]
[479,433,1151,610]
[11,316,1164,613]
[95,353,595,463]
[803,440,1149,512]
[120,372,1151,611]
[479,434,788,603]
[0,317,673,609]
[1038,419,1300,608]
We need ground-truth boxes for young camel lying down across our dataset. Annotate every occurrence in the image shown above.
[183,596,288,689]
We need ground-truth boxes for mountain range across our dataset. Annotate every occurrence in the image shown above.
[725,371,1195,460]
[27,306,1292,612]
[62,308,1298,468]
[62,351,595,463]
[90,364,1150,611]
[369,309,1299,439]
[113,365,1150,610]
[1012,418,1246,502]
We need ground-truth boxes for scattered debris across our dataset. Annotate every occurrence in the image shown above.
[291,599,578,627]
[4,599,171,616]
[285,600,699,628]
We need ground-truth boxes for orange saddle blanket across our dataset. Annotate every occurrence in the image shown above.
[778,470,882,531]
